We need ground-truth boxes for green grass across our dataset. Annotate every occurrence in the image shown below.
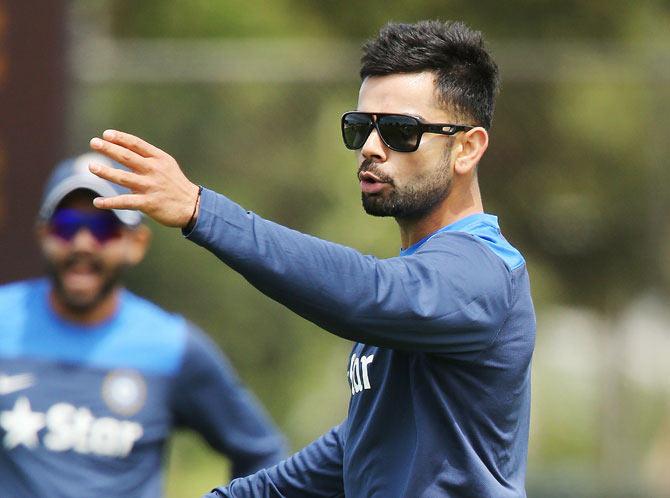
[165,431,230,498]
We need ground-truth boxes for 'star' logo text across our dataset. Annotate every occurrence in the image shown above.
[0,397,143,458]
[0,373,35,395]
[348,353,374,395]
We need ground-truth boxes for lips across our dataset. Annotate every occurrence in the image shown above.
[359,171,388,194]
[60,258,104,294]
[62,271,100,293]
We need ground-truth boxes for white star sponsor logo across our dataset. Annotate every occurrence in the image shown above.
[0,397,143,457]
[0,373,36,395]
[0,396,46,449]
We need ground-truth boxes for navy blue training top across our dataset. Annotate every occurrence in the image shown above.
[0,279,286,498]
[189,188,536,498]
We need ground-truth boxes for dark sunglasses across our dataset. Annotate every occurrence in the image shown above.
[49,208,123,244]
[341,112,473,153]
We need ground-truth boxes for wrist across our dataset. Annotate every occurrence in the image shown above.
[184,185,203,231]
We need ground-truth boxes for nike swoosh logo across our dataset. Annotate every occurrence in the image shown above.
[0,373,36,395]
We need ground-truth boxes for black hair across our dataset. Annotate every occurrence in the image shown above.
[360,20,499,129]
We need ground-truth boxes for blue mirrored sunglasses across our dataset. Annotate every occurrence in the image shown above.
[49,208,123,243]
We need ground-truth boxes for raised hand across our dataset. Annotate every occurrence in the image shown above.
[89,130,200,228]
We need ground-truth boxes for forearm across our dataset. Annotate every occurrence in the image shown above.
[186,189,389,339]
[230,442,286,480]
[204,426,345,498]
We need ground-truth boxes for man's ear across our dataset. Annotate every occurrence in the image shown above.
[35,222,52,256]
[124,225,152,266]
[36,223,48,241]
[453,127,489,176]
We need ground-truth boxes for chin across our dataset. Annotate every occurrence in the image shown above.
[361,195,417,218]
[58,289,105,313]
[51,272,118,315]
[362,185,450,220]
[362,194,393,217]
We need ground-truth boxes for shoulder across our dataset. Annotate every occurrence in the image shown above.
[0,278,45,314]
[410,230,518,305]
[0,278,42,300]
[179,321,230,366]
[423,226,525,272]
[119,295,229,369]
[120,290,186,328]
[0,279,48,354]
[115,291,191,375]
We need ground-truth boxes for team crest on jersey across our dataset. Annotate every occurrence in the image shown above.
[102,369,146,417]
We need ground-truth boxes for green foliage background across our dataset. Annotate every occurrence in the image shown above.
[66,1,670,495]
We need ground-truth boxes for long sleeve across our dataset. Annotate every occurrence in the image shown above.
[185,188,513,356]
[171,324,286,478]
[204,425,345,498]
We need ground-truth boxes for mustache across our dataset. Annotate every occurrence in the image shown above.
[357,158,394,184]
[61,253,105,273]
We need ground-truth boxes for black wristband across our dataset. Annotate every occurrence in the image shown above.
[185,185,203,231]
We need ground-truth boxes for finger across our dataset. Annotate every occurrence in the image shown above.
[101,129,165,158]
[93,193,145,211]
[89,162,147,191]
[90,137,148,172]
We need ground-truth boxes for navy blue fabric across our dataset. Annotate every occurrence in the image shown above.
[0,279,285,498]
[188,189,536,498]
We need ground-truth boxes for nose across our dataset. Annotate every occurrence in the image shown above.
[68,228,100,250]
[360,125,388,163]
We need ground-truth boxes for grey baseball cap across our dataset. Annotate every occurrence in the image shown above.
[38,152,143,227]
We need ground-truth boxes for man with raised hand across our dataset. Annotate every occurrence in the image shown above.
[0,153,285,498]
[90,20,535,498]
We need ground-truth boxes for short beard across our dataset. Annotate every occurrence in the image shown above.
[359,149,453,220]
[45,256,126,315]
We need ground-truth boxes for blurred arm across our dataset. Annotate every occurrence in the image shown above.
[172,324,286,478]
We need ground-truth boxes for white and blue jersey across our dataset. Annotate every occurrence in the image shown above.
[188,188,536,498]
[0,279,285,498]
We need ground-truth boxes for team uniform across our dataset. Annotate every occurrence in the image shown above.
[0,278,286,498]
[186,188,536,498]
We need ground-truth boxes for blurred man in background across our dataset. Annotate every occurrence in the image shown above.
[90,20,535,498]
[0,153,285,498]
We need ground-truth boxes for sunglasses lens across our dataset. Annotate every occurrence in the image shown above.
[377,115,420,152]
[342,113,373,150]
[49,214,79,241]
[50,209,122,243]
[89,217,122,243]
